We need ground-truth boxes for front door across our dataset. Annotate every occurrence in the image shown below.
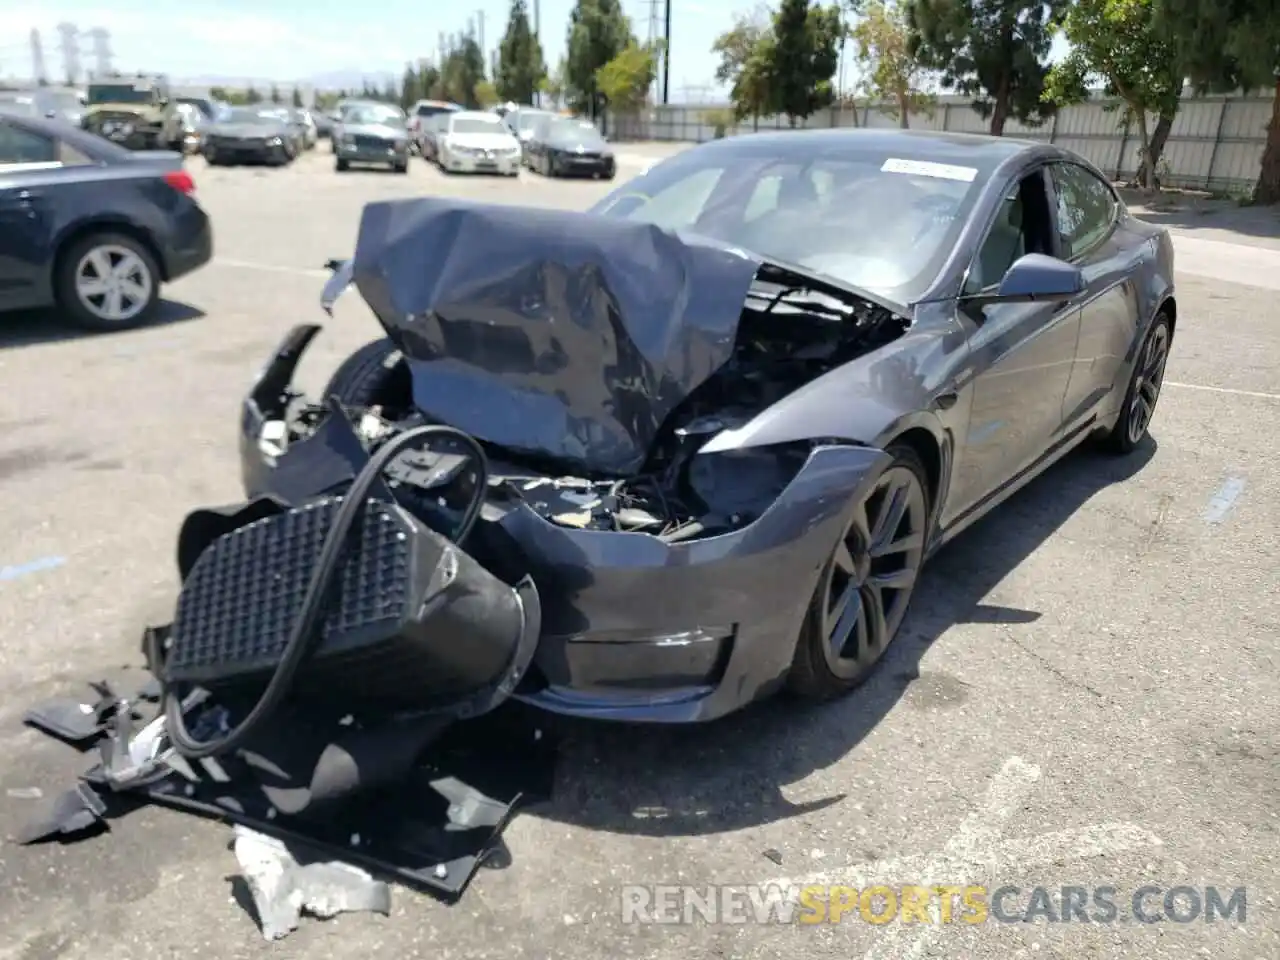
[943,166,1083,522]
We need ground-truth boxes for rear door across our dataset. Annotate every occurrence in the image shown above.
[1048,161,1144,429]
[0,120,59,309]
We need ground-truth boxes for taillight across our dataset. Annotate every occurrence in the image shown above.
[163,169,195,195]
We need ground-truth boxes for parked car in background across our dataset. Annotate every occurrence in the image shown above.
[418,112,450,163]
[525,114,615,179]
[80,76,185,151]
[434,110,521,176]
[0,108,211,331]
[408,99,460,154]
[201,107,296,166]
[256,107,307,156]
[504,106,553,166]
[312,110,335,140]
[333,102,410,173]
[174,103,205,155]
[176,96,218,123]
[294,109,319,149]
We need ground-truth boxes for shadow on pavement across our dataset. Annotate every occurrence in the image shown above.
[0,300,206,350]
[530,437,1158,838]
[1120,187,1280,243]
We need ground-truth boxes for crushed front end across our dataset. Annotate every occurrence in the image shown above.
[235,197,912,721]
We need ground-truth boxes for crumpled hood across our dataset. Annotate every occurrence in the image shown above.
[349,196,762,477]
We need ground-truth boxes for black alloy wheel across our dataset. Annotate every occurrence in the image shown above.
[1105,314,1171,454]
[788,445,930,700]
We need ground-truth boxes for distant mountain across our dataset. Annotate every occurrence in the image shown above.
[169,69,399,94]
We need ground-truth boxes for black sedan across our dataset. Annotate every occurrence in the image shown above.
[0,109,212,331]
[201,107,294,166]
[197,128,1172,725]
[525,114,615,179]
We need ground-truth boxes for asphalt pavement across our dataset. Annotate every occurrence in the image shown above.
[0,144,1276,960]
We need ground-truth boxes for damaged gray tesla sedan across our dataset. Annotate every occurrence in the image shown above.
[220,128,1175,724]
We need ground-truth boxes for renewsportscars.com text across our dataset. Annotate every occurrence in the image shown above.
[620,884,1248,925]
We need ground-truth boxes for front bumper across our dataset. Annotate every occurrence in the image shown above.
[204,140,288,164]
[236,325,889,723]
[549,150,616,177]
[441,149,520,175]
[337,140,410,166]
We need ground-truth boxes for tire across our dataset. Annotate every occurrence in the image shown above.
[335,158,349,172]
[321,338,411,412]
[1102,313,1171,455]
[54,231,162,332]
[787,444,932,702]
[394,162,409,174]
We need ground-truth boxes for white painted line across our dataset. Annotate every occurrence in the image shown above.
[763,756,1162,959]
[210,258,329,278]
[1164,381,1280,401]
[1171,234,1280,290]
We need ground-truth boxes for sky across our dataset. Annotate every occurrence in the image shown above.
[0,0,1065,102]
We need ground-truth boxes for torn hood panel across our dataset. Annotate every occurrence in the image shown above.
[349,197,762,476]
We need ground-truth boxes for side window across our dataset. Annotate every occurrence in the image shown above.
[58,140,94,166]
[966,185,1027,294]
[0,122,57,165]
[1051,162,1116,259]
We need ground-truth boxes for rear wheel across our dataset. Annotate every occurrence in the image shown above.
[55,232,161,332]
[335,158,349,172]
[1103,314,1171,455]
[321,338,412,413]
[787,445,931,701]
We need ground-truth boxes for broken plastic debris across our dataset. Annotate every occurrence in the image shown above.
[232,826,391,941]
[551,511,593,528]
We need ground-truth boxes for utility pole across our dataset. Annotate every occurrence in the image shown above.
[56,23,81,87]
[662,0,671,105]
[30,29,47,86]
[477,10,485,60]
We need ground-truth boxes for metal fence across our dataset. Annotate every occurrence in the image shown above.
[612,93,1275,194]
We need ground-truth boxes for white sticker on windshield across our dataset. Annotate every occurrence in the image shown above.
[881,157,978,182]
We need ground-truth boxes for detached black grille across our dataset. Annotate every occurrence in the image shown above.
[166,496,413,679]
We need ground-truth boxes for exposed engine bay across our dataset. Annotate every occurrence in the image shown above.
[261,261,909,542]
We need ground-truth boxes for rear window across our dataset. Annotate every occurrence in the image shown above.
[416,104,453,117]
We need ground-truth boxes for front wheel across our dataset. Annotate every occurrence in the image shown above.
[321,338,411,413]
[1102,314,1171,455]
[335,158,349,172]
[787,444,931,701]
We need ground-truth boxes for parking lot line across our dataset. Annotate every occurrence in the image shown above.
[212,257,329,278]
[1164,381,1280,401]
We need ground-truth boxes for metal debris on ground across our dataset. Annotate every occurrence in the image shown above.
[232,826,392,940]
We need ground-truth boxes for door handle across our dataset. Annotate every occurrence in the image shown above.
[934,390,959,411]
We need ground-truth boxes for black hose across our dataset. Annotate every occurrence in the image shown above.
[164,422,490,760]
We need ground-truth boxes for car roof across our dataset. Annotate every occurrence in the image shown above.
[451,110,502,122]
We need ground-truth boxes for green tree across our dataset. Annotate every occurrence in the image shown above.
[291,86,303,107]
[596,40,659,116]
[270,84,281,104]
[566,0,633,115]
[767,0,843,125]
[712,9,776,128]
[440,34,488,107]
[418,60,442,100]
[498,0,548,104]
[1044,0,1180,189]
[905,0,1063,134]
[476,79,500,107]
[400,63,420,108]
[244,85,263,104]
[1155,0,1280,202]
[853,0,936,127]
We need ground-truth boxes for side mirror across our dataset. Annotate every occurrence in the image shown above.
[964,253,1083,308]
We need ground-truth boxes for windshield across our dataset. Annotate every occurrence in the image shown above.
[87,83,156,105]
[550,118,603,144]
[416,103,455,118]
[517,111,550,131]
[450,116,504,135]
[345,105,405,127]
[590,149,985,302]
[177,97,215,119]
[224,108,279,125]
